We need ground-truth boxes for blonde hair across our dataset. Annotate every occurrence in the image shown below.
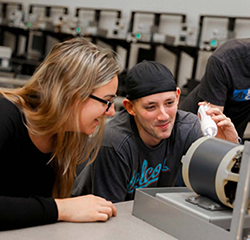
[0,37,121,198]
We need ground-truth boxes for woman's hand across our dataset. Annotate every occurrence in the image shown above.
[55,194,117,222]
[198,102,239,143]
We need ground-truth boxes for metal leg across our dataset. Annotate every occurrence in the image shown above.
[230,141,250,239]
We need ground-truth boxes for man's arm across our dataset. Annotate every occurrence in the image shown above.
[73,146,131,203]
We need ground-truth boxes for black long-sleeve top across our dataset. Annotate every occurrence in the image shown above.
[0,96,58,231]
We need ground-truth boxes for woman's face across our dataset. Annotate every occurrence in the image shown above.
[78,75,118,135]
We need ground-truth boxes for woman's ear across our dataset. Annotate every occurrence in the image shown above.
[123,99,136,116]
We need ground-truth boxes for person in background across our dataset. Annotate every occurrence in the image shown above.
[73,61,239,203]
[0,37,121,231]
[180,38,250,139]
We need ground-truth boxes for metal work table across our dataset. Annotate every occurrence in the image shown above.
[0,201,177,240]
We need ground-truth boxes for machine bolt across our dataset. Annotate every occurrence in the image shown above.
[209,205,216,210]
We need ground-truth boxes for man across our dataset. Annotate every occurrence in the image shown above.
[180,38,250,139]
[73,61,239,203]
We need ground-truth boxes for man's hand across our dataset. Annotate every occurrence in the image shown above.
[198,102,239,143]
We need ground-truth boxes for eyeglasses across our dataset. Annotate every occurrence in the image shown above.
[89,94,117,112]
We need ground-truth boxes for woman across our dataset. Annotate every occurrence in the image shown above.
[0,37,121,230]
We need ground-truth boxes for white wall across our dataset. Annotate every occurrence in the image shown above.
[5,0,250,88]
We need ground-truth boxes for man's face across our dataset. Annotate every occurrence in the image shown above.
[131,89,180,147]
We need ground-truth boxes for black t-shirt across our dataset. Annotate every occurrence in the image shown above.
[180,38,250,138]
[0,97,58,230]
[73,109,202,203]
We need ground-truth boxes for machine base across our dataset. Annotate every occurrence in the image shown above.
[132,187,250,240]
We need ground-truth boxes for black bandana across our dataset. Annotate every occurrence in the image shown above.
[125,61,177,100]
